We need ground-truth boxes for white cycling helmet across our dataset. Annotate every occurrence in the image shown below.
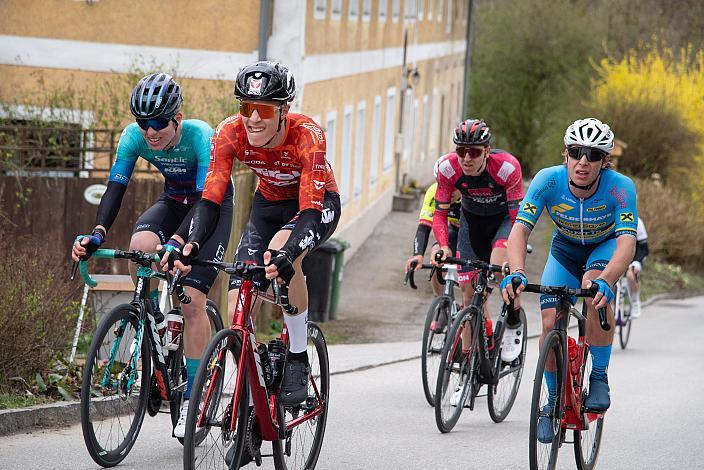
[563,118,614,154]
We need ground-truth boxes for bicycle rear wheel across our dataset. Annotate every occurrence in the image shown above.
[183,328,248,470]
[618,290,633,350]
[434,307,477,433]
[574,347,605,470]
[170,300,225,445]
[80,304,150,468]
[529,330,565,470]
[273,322,330,470]
[421,296,452,407]
[488,307,527,422]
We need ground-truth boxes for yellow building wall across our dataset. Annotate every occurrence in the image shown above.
[0,0,260,52]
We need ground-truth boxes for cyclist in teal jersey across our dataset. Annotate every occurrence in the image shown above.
[71,72,234,438]
[501,118,637,443]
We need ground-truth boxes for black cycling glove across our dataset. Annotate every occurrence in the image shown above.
[265,249,296,285]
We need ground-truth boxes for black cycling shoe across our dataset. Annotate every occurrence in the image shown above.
[224,408,261,468]
[279,356,310,406]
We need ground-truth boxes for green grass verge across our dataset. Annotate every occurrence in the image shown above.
[641,260,704,300]
[0,392,50,410]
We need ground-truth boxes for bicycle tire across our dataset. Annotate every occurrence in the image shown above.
[183,328,248,470]
[80,304,150,468]
[421,296,451,407]
[573,346,605,470]
[529,330,565,470]
[488,307,527,423]
[618,291,632,350]
[170,300,225,445]
[273,321,330,470]
[434,307,477,433]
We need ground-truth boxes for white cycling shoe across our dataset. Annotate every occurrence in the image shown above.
[501,325,523,363]
[173,399,190,438]
[630,297,641,318]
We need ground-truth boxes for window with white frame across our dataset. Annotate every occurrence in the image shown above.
[421,94,429,162]
[341,105,353,205]
[427,0,434,18]
[418,0,424,20]
[437,0,443,20]
[349,0,358,20]
[362,0,372,20]
[331,0,342,19]
[353,102,365,200]
[446,0,453,32]
[392,0,400,22]
[370,96,381,187]
[404,0,417,21]
[314,0,326,19]
[325,111,337,171]
[383,88,396,172]
[429,89,439,160]
[379,0,387,21]
[402,88,413,161]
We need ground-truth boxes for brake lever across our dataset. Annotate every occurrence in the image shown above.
[404,260,418,289]
[70,261,79,280]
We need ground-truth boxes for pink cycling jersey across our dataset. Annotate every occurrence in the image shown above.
[433,150,524,247]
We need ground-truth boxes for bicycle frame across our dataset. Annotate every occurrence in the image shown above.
[199,277,325,442]
[77,249,177,403]
[613,277,628,326]
[538,290,605,433]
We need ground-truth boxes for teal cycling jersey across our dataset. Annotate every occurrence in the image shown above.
[516,165,638,244]
[109,120,213,203]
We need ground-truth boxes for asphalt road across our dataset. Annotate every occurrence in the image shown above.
[1,296,702,469]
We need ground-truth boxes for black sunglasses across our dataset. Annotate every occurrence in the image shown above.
[566,146,608,162]
[136,117,173,131]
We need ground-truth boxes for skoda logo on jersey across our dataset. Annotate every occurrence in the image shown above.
[313,180,325,190]
[247,248,258,256]
[248,78,263,95]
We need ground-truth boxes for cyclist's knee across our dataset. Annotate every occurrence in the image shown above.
[129,231,160,252]
[181,288,207,321]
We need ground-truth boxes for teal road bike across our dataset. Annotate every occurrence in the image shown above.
[73,248,223,467]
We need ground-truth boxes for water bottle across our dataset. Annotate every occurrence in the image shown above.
[268,339,286,389]
[568,336,579,376]
[164,311,184,351]
[255,343,274,388]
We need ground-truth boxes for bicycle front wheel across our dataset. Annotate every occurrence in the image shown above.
[574,347,605,470]
[421,296,452,407]
[488,307,527,422]
[618,292,632,350]
[170,300,225,445]
[273,322,330,470]
[434,307,477,433]
[80,304,150,468]
[183,328,248,470]
[529,330,565,470]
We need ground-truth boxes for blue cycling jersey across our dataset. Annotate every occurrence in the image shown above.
[516,165,638,244]
[109,120,214,203]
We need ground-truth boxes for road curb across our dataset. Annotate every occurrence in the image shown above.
[0,400,81,437]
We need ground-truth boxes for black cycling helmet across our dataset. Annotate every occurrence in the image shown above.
[453,119,492,146]
[130,72,182,120]
[234,61,296,102]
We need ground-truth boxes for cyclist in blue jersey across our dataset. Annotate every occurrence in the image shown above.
[71,72,234,438]
[500,118,637,443]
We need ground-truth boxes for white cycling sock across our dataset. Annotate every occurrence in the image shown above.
[284,309,308,354]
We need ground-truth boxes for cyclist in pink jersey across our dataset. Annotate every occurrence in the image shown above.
[433,119,525,368]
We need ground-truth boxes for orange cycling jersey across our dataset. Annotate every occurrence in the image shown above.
[203,113,339,210]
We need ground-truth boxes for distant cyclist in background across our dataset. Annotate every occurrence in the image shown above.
[71,72,234,438]
[627,217,649,318]
[405,157,462,297]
